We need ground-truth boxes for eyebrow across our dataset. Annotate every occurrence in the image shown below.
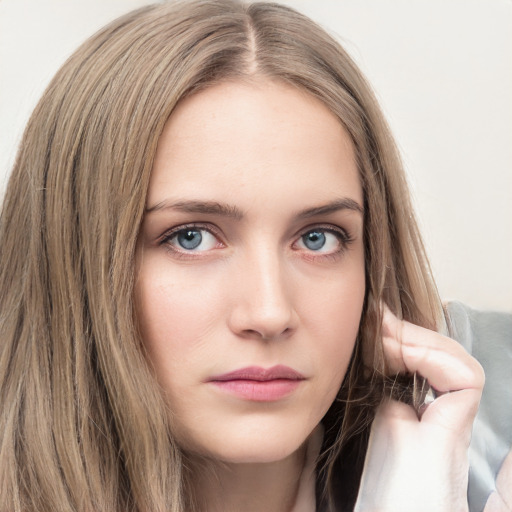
[146,199,244,219]
[296,198,363,218]
[145,197,363,219]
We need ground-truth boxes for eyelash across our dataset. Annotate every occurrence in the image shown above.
[293,224,354,260]
[158,223,354,260]
[158,223,224,259]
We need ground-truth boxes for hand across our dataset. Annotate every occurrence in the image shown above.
[483,448,512,512]
[354,307,485,512]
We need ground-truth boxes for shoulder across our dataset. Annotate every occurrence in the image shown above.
[444,301,512,512]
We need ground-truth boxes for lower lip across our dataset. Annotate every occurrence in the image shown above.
[211,379,302,401]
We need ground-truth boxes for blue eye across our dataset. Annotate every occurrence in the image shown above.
[177,229,203,250]
[165,227,219,252]
[296,228,346,254]
[302,231,326,250]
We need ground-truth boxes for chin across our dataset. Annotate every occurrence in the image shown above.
[217,440,305,465]
[180,421,312,465]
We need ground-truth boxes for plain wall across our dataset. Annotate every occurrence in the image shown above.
[1,0,511,311]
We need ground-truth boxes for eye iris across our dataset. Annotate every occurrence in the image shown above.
[177,230,202,250]
[303,231,326,250]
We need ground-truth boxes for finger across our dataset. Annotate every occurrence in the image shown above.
[420,389,481,435]
[381,307,484,433]
[382,306,485,394]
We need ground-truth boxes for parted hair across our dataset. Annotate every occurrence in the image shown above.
[0,1,441,510]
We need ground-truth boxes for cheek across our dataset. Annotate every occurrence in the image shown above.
[300,265,365,390]
[299,261,365,339]
[134,260,223,383]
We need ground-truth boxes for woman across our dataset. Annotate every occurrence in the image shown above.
[0,1,489,511]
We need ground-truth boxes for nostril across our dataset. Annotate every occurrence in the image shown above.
[240,325,294,341]
[241,329,261,339]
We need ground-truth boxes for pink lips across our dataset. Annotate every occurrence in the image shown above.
[208,365,305,402]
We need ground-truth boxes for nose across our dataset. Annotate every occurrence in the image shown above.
[228,248,298,341]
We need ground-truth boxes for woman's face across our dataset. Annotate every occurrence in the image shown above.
[135,79,365,464]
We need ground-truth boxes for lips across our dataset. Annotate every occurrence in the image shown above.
[208,365,305,401]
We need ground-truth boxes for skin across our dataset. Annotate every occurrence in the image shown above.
[135,79,366,511]
[135,78,486,511]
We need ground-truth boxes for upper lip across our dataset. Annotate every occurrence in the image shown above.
[209,365,305,382]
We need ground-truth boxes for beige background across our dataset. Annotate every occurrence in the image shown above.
[1,0,511,311]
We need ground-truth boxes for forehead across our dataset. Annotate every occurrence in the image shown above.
[148,79,362,210]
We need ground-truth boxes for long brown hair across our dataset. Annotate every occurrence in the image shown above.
[0,1,441,510]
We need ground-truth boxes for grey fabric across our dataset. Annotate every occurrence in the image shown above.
[445,301,512,512]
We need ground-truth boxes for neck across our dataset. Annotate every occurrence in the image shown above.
[188,426,323,512]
